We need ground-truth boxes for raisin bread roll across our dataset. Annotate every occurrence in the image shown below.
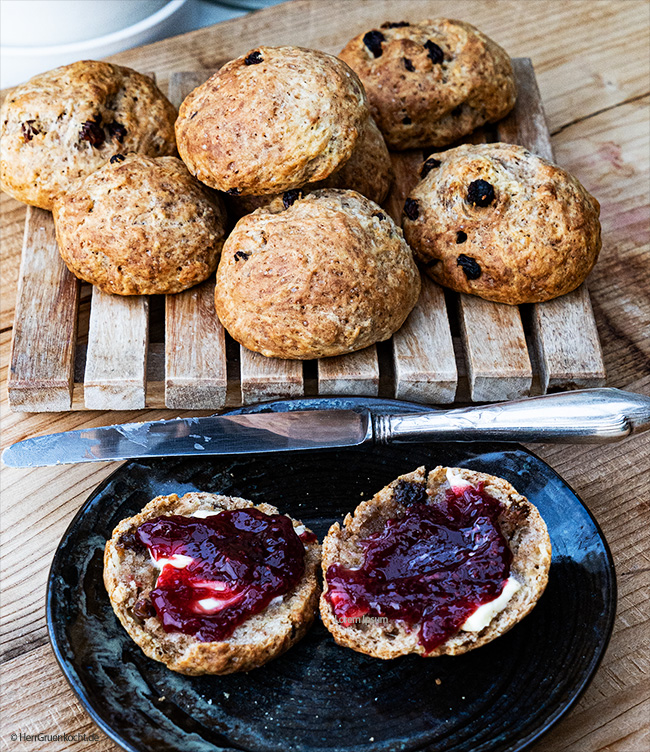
[176,46,368,195]
[0,60,176,209]
[339,19,516,150]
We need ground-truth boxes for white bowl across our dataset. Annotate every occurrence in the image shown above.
[1,1,171,47]
[1,0,191,89]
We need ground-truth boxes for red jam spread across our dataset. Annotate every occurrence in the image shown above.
[136,508,307,642]
[325,479,512,653]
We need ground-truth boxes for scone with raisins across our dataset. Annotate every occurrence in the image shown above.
[104,492,321,675]
[214,189,421,359]
[52,154,227,295]
[320,466,551,659]
[339,19,516,150]
[176,46,368,196]
[0,60,176,210]
[227,115,393,218]
[402,143,601,304]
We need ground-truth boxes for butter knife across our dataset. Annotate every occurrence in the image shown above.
[3,388,650,468]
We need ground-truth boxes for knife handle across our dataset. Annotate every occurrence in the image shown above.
[374,388,650,444]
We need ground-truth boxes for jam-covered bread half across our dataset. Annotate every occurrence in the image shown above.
[215,189,421,359]
[402,143,601,304]
[52,154,227,296]
[175,46,368,196]
[0,60,177,210]
[104,492,321,675]
[320,466,551,659]
[339,19,516,150]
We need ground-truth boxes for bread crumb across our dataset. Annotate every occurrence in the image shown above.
[435,678,442,685]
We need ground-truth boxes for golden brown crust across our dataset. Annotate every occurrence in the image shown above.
[214,188,421,359]
[104,492,321,675]
[227,116,393,218]
[0,60,177,210]
[320,466,552,659]
[402,143,601,304]
[339,18,516,150]
[175,46,368,195]
[52,154,227,295]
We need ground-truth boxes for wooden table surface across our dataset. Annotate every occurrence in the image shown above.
[1,1,648,750]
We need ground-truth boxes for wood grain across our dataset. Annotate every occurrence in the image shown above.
[0,2,648,751]
[315,345,380,397]
[459,294,533,401]
[7,207,79,411]
[84,289,149,410]
[165,280,227,409]
[239,346,304,405]
[392,276,458,403]
[317,347,379,396]
[530,285,606,392]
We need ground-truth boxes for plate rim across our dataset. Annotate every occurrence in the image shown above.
[45,396,617,752]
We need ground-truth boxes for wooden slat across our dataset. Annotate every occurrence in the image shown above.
[318,347,379,396]
[386,150,458,403]
[165,280,227,409]
[530,286,606,391]
[498,58,555,161]
[84,289,149,409]
[459,294,533,401]
[456,127,533,401]
[498,58,607,392]
[393,276,458,403]
[239,347,303,405]
[458,293,533,401]
[316,347,379,397]
[165,71,227,409]
[7,207,79,411]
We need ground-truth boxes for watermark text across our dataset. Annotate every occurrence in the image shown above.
[8,732,100,743]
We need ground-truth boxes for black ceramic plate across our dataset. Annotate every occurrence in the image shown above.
[47,397,616,752]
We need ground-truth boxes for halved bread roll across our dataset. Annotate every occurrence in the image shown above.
[104,492,320,675]
[320,466,551,659]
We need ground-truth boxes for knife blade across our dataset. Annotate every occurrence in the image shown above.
[3,388,650,468]
[1,410,373,467]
